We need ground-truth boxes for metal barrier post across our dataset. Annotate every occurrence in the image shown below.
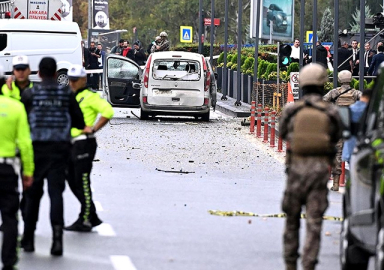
[270,111,276,147]
[263,108,269,143]
[250,101,256,133]
[256,104,262,138]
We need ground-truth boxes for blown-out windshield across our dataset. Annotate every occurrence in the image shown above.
[152,59,201,81]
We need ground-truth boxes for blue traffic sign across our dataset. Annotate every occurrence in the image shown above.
[180,26,192,43]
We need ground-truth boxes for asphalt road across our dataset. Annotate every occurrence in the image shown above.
[14,108,345,270]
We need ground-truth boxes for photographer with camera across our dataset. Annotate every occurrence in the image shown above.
[87,41,101,90]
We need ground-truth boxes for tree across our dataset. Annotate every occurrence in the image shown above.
[349,2,374,33]
[318,7,333,42]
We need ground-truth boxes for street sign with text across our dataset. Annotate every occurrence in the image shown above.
[204,18,220,26]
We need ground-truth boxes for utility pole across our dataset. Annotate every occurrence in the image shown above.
[198,0,203,54]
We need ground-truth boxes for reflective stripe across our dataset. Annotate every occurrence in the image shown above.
[71,134,95,143]
[0,157,16,166]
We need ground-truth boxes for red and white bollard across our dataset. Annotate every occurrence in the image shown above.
[250,101,256,133]
[277,136,283,152]
[256,104,262,138]
[270,111,276,147]
[263,108,269,143]
[340,162,346,187]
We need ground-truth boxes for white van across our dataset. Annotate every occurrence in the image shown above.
[0,19,82,85]
[140,51,213,121]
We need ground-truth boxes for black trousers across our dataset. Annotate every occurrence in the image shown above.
[67,138,97,223]
[88,63,99,90]
[23,142,70,233]
[0,163,19,267]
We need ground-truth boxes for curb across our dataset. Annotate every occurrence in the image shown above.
[215,93,252,118]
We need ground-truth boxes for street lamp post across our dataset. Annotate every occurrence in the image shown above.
[235,0,242,106]
[198,0,203,54]
[222,0,229,100]
[333,0,339,88]
[210,0,214,65]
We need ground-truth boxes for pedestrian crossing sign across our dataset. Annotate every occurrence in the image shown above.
[180,26,192,43]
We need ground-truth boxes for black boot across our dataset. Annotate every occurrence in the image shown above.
[64,218,92,232]
[21,231,35,252]
[90,215,103,227]
[50,225,63,256]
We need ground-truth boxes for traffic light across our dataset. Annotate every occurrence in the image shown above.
[279,44,292,67]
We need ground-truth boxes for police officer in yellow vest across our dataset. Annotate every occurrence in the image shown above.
[1,55,33,100]
[65,64,114,232]
[0,65,34,270]
[323,70,361,191]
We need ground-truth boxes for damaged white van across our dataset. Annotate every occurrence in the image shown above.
[140,51,215,121]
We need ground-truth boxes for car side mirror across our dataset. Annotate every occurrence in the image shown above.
[338,106,351,139]
[214,73,218,80]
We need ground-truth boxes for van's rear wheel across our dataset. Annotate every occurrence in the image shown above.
[201,111,210,122]
[57,70,69,86]
[140,109,149,120]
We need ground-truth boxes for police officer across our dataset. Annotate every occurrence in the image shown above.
[323,70,361,191]
[280,64,341,270]
[20,57,85,256]
[1,55,33,100]
[0,66,34,270]
[64,64,114,232]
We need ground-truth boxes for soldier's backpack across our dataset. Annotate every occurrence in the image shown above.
[334,87,357,106]
[289,100,336,155]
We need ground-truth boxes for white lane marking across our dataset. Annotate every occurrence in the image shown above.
[94,201,104,211]
[95,223,116,236]
[110,255,138,270]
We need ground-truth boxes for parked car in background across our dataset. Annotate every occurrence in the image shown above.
[103,54,142,107]
[266,4,288,32]
[140,51,214,121]
[340,66,384,270]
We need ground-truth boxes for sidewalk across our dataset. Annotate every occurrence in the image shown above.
[215,93,251,118]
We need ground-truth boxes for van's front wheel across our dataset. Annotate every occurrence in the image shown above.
[57,70,69,86]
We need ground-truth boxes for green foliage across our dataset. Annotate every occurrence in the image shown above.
[245,69,253,76]
[351,78,358,88]
[264,63,277,80]
[241,57,254,73]
[268,71,277,81]
[350,3,374,33]
[287,62,299,77]
[318,8,334,42]
[217,52,224,65]
[280,70,288,82]
[367,79,375,89]
[231,63,238,71]
[258,60,269,79]
[353,79,368,90]
[226,62,233,68]
[324,82,334,93]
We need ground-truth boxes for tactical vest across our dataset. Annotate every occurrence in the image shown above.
[290,100,335,155]
[29,84,72,142]
[335,87,357,106]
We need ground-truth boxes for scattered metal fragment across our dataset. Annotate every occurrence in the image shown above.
[155,168,195,174]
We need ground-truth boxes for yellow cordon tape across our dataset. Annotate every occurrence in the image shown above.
[208,210,343,221]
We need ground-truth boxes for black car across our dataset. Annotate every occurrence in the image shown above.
[266,4,288,32]
[340,68,384,269]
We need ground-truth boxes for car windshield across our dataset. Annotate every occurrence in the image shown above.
[152,59,201,81]
[107,58,138,79]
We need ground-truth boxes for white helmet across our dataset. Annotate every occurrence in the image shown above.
[299,63,328,87]
[160,31,168,37]
[338,70,352,83]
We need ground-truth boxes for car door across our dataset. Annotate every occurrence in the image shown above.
[349,74,384,248]
[0,33,13,76]
[103,54,142,108]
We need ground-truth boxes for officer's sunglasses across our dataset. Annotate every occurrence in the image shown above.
[15,67,27,71]
[69,78,80,82]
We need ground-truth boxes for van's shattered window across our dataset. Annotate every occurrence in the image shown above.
[0,34,7,51]
[153,60,200,81]
[107,58,138,79]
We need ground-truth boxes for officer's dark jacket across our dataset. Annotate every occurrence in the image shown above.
[21,79,85,142]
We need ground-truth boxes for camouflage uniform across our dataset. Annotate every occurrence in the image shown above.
[323,85,361,176]
[280,94,341,270]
